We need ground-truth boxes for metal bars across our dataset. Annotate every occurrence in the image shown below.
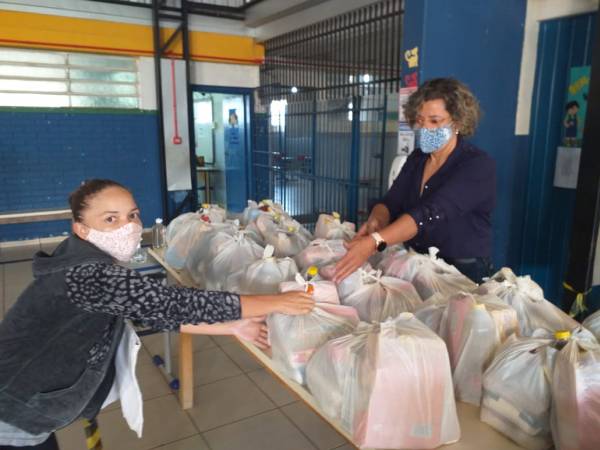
[252,0,402,228]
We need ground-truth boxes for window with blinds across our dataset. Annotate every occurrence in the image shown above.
[0,48,140,109]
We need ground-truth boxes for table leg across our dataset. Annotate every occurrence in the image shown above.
[178,332,194,409]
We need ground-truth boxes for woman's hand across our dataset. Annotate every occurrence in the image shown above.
[354,204,390,240]
[355,217,381,239]
[273,291,315,315]
[333,236,376,283]
[233,317,270,349]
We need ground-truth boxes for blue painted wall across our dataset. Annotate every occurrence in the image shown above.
[0,108,163,241]
[519,13,596,303]
[402,0,527,270]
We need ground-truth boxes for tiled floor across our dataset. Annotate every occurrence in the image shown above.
[0,238,352,450]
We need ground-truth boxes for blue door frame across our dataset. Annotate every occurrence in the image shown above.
[191,85,254,212]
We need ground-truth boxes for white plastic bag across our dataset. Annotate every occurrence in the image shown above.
[369,244,406,268]
[478,270,582,337]
[412,255,477,301]
[236,245,298,295]
[314,212,356,240]
[414,293,448,334]
[197,203,227,223]
[583,309,600,341]
[341,269,422,322]
[255,214,311,257]
[201,231,264,290]
[306,313,460,449]
[164,214,213,269]
[481,336,556,450]
[268,304,358,385]
[183,222,238,285]
[241,199,287,225]
[294,239,347,271]
[439,293,518,371]
[551,338,600,450]
[279,273,339,304]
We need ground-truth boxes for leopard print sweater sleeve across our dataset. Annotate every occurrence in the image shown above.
[65,263,241,330]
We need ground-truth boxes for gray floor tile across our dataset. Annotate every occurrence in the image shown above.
[281,401,348,450]
[220,341,264,372]
[171,346,243,387]
[185,374,275,431]
[203,409,317,450]
[137,357,173,401]
[102,395,197,450]
[332,444,357,450]
[150,434,210,450]
[247,368,298,407]
[0,240,40,263]
[4,261,33,313]
[141,332,216,359]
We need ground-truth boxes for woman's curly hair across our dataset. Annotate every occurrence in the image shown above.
[403,78,481,137]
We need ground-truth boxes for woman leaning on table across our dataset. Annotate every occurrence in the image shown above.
[0,179,314,450]
[334,77,496,284]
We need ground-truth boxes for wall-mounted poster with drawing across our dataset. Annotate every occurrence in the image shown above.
[563,66,589,147]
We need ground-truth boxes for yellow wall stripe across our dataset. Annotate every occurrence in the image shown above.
[0,10,264,64]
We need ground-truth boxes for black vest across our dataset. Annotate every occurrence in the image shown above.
[0,236,124,434]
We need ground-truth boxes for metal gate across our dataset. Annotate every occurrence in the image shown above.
[251,0,403,228]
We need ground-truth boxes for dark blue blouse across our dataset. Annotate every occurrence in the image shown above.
[381,138,496,259]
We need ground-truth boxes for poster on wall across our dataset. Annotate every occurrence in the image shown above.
[553,66,589,189]
[563,66,589,147]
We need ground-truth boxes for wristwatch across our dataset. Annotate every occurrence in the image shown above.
[370,232,387,252]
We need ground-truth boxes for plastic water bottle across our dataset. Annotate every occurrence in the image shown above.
[152,218,166,249]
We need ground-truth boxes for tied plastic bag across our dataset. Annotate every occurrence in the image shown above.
[411,249,477,301]
[279,273,339,304]
[481,336,556,450]
[341,269,422,322]
[256,214,311,257]
[306,313,460,450]
[478,268,583,337]
[551,338,600,450]
[241,199,286,225]
[164,213,213,269]
[268,303,359,385]
[452,302,514,406]
[314,212,356,240]
[235,245,298,295]
[333,264,374,299]
[370,244,406,270]
[183,222,239,285]
[414,293,448,334]
[583,309,600,341]
[197,203,227,223]
[439,293,518,371]
[201,230,264,290]
[294,239,347,271]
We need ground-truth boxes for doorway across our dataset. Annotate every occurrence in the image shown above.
[192,86,252,212]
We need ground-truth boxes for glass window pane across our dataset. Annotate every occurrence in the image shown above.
[69,54,136,71]
[0,49,65,65]
[0,65,67,79]
[70,83,137,95]
[71,96,139,108]
[0,79,67,92]
[0,93,69,107]
[69,69,136,82]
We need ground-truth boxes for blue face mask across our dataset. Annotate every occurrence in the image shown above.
[416,124,454,154]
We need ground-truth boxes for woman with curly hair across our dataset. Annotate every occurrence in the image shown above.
[334,78,496,283]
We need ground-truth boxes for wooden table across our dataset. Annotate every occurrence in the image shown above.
[147,248,524,450]
[196,167,221,204]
